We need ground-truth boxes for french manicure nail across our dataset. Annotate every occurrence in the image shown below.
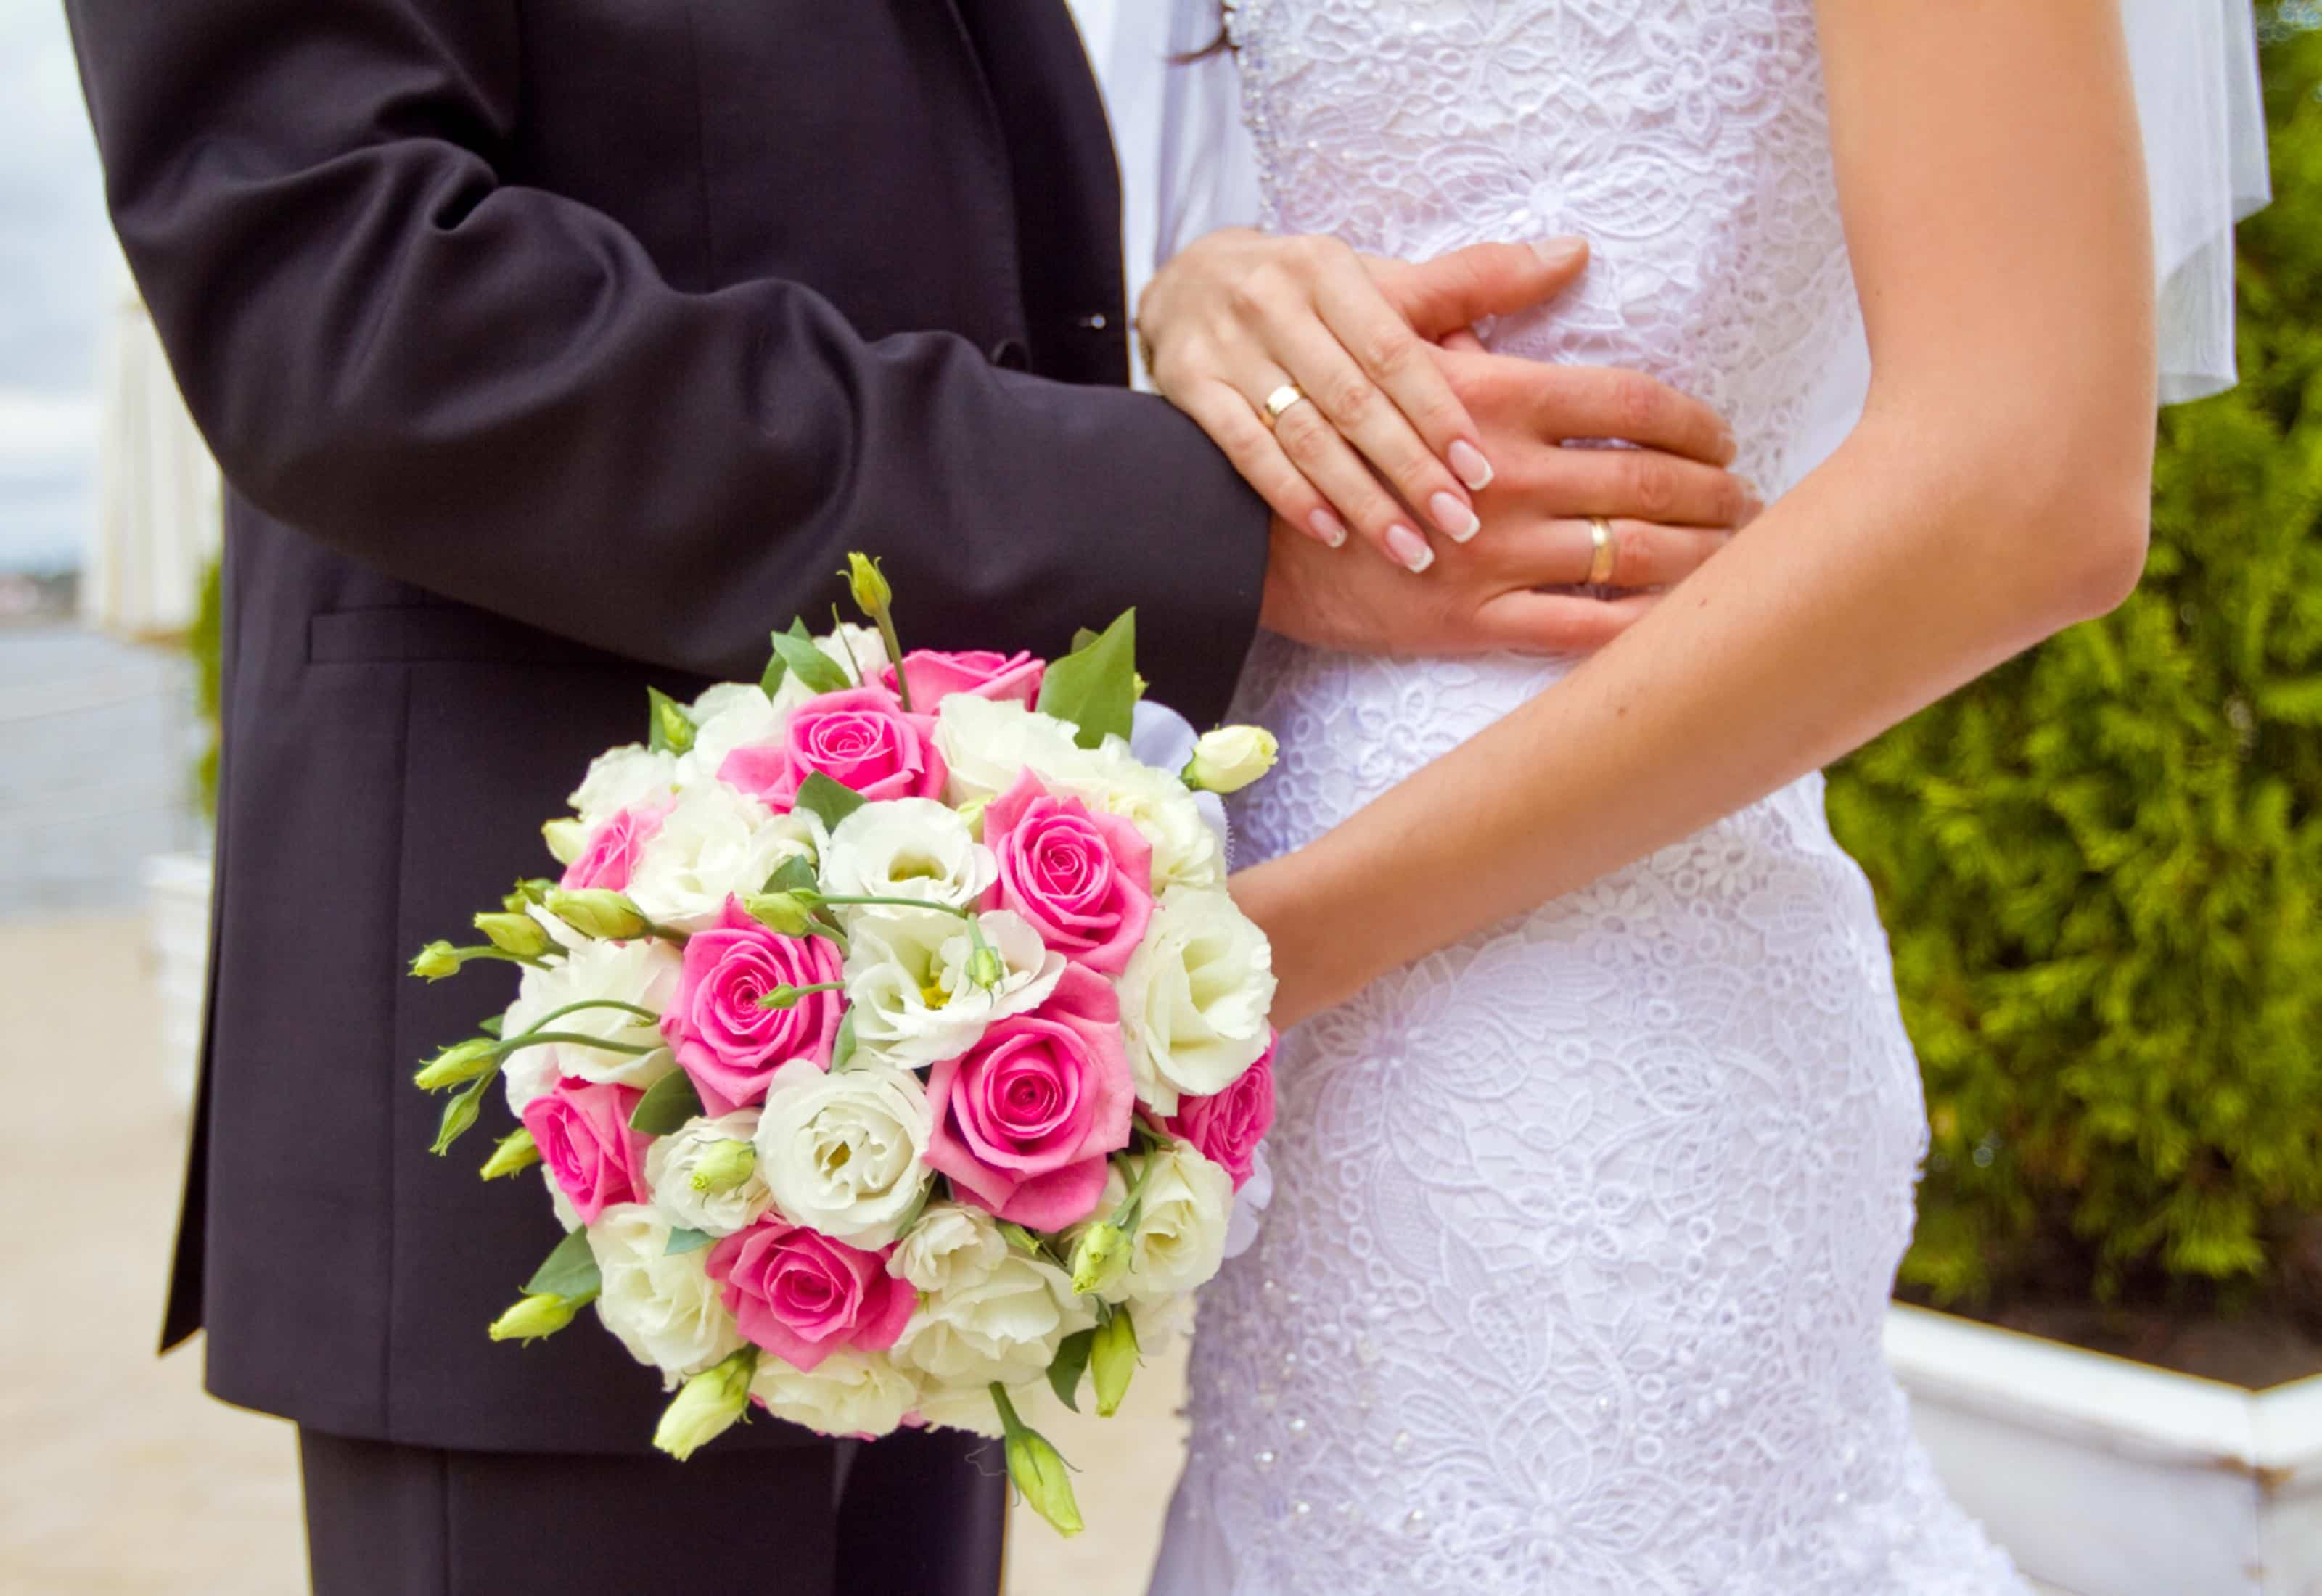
[1308,507,1349,547]
[1448,440,1494,490]
[1429,491,1480,543]
[1385,525,1434,572]
[1531,235,1587,270]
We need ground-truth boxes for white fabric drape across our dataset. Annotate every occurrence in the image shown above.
[1129,0,2270,408]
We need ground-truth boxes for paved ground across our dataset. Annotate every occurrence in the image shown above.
[0,912,1183,1595]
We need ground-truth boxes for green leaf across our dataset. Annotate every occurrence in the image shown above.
[478,1014,504,1039]
[1046,1328,1096,1413]
[664,1227,715,1257]
[768,625,851,697]
[429,1074,491,1156]
[629,1070,705,1135]
[1069,627,1101,653]
[795,770,868,832]
[829,1008,861,1072]
[647,687,697,755]
[763,854,819,896]
[1037,609,1137,749]
[524,1229,602,1299]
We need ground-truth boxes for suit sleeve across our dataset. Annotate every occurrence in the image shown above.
[62,0,1271,704]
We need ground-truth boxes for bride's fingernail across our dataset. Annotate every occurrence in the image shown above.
[1429,492,1480,543]
[1385,525,1434,572]
[1308,508,1349,547]
[1448,440,1494,490]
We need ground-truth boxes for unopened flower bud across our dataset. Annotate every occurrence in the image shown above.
[503,878,557,913]
[967,941,1004,990]
[953,795,990,839]
[544,887,649,942]
[1004,1423,1083,1537]
[414,1037,499,1091]
[653,1348,758,1461]
[756,984,805,1011]
[1068,1222,1130,1297]
[480,1127,541,1180]
[542,817,591,866]
[488,1291,589,1344]
[1183,725,1279,795]
[845,552,894,618]
[1090,1309,1139,1418]
[411,940,464,982]
[743,892,813,937]
[474,910,552,958]
[689,1138,758,1196]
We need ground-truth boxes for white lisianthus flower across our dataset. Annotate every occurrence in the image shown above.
[934,695,1086,804]
[499,936,681,1113]
[568,744,681,830]
[818,622,890,683]
[819,798,996,920]
[1094,1143,1234,1304]
[911,1376,1071,1439]
[749,1348,919,1439]
[676,680,813,789]
[1116,887,1276,1113]
[1047,740,1226,889]
[586,1204,747,1382]
[546,1168,582,1234]
[1184,725,1279,795]
[754,1059,933,1248]
[891,1250,1092,1389]
[843,908,1063,1069]
[625,782,817,932]
[644,1111,774,1238]
[888,1203,1009,1296]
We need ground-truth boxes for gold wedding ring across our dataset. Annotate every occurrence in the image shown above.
[1261,383,1310,428]
[1586,517,1619,585]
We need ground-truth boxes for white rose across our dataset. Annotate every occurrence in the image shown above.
[1106,1143,1234,1303]
[843,908,1063,1069]
[586,1204,747,1381]
[933,695,1086,803]
[625,781,817,932]
[1116,886,1276,1113]
[889,1202,1009,1296]
[818,622,890,683]
[499,935,681,1112]
[644,1111,774,1238]
[754,1059,933,1247]
[749,1347,918,1439]
[676,680,813,789]
[891,1250,1091,1389]
[1046,740,1226,889]
[568,744,681,830]
[1184,725,1279,795]
[819,799,995,918]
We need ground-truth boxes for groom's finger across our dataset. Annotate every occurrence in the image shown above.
[1368,237,1591,339]
[1516,445,1763,532]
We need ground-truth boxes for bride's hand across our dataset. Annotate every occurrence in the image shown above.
[1137,229,1752,576]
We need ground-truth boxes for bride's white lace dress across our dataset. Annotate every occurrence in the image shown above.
[1150,2,2030,1592]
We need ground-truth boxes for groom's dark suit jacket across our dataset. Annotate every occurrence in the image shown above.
[67,0,1267,1452]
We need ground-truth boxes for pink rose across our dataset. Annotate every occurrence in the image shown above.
[705,1219,914,1372]
[1166,1033,1277,1191]
[520,1079,649,1225]
[922,963,1135,1230]
[882,649,1045,707]
[558,802,667,893]
[718,685,946,809]
[980,770,1153,974]
[662,897,843,1115]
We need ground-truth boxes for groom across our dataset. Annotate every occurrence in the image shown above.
[65,1,1747,1590]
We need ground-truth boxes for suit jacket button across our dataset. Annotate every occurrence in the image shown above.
[989,337,1030,370]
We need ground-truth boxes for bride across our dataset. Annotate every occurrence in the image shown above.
[1088,1,2269,1591]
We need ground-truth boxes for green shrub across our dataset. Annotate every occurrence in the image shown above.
[1828,11,2322,1307]
[189,555,222,820]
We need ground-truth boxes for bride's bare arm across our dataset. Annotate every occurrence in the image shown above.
[1236,0,2157,1026]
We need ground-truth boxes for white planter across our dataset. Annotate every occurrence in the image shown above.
[1890,1302,2322,1596]
[143,850,213,1106]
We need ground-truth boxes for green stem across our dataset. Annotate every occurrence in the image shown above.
[988,1381,1024,1436]
[875,610,911,712]
[829,604,869,687]
[519,998,661,1030]
[758,979,847,1011]
[494,1029,660,1058]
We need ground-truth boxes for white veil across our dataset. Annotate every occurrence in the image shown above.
[1106,0,2272,406]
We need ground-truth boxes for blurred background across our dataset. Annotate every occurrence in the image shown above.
[6,3,2322,1593]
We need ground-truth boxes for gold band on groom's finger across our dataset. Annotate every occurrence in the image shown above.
[1262,383,1310,428]
[1586,517,1619,585]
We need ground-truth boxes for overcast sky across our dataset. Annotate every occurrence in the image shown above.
[1,0,110,572]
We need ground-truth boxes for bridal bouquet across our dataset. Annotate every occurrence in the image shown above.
[408,556,1279,1534]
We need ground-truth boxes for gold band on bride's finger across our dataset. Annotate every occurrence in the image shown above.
[1586,517,1619,585]
[1261,383,1310,428]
